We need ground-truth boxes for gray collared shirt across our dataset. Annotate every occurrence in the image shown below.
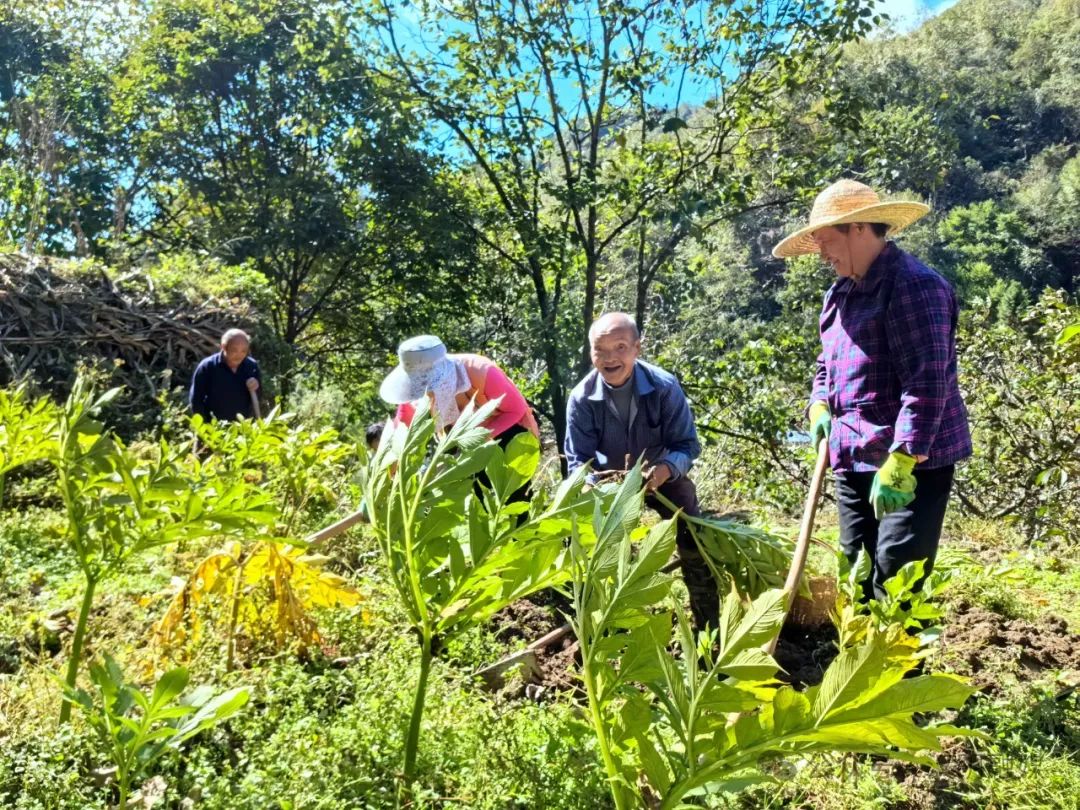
[564,360,700,481]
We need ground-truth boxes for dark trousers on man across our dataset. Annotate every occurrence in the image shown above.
[646,475,720,631]
[835,465,955,601]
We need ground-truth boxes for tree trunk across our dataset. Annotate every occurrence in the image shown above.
[578,253,598,376]
[635,273,648,338]
[528,259,569,471]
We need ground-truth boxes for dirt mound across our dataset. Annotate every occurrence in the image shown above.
[491,595,565,645]
[481,596,580,698]
[886,738,980,810]
[486,595,843,696]
[939,600,1080,694]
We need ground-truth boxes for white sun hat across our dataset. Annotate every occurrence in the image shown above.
[772,179,931,259]
[379,335,458,405]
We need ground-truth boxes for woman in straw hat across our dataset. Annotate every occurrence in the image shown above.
[773,179,971,601]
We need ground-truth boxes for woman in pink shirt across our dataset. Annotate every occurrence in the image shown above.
[380,335,539,439]
[378,335,540,503]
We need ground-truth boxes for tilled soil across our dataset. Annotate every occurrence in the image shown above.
[487,591,1080,703]
[490,597,565,646]
[937,599,1080,694]
[885,738,981,810]
[486,595,841,696]
[774,620,839,688]
[858,600,1080,809]
[484,596,578,697]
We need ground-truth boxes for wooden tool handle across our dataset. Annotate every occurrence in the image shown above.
[763,438,831,656]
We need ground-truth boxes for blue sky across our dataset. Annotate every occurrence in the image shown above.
[379,0,968,164]
[876,0,960,31]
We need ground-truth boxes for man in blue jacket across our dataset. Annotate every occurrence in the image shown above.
[189,328,262,422]
[565,312,716,629]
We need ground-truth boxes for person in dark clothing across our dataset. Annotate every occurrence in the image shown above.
[773,180,972,601]
[365,422,385,452]
[189,329,262,422]
[564,312,718,632]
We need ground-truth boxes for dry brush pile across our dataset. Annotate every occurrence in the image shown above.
[0,252,259,424]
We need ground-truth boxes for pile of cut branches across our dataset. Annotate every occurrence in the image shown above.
[0,253,258,430]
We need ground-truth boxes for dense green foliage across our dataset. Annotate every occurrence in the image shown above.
[360,399,590,795]
[64,656,249,810]
[2,0,1076,434]
[570,468,975,809]
[1,380,1077,808]
[0,377,276,722]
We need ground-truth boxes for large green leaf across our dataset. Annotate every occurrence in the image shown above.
[809,636,896,722]
[824,673,977,725]
[716,588,787,664]
[591,464,645,577]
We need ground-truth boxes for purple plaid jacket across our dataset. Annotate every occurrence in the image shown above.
[811,242,972,472]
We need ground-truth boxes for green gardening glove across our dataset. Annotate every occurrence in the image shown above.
[808,400,831,448]
[870,451,917,520]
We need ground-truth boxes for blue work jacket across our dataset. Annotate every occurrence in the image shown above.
[564,360,700,481]
[189,352,261,422]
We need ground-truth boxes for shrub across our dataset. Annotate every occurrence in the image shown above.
[956,290,1080,544]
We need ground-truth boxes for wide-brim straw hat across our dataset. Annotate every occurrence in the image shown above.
[772,179,931,259]
[379,335,454,405]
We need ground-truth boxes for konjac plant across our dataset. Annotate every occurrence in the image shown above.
[0,376,278,723]
[158,412,361,670]
[63,654,249,810]
[359,397,595,800]
[569,467,981,809]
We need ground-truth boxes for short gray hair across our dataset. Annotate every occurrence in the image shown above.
[220,328,250,347]
[589,312,640,343]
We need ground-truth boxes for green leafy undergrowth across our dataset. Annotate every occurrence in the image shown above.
[188,407,359,537]
[0,506,71,599]
[65,655,249,810]
[0,723,104,809]
[2,629,612,809]
[833,551,951,650]
[160,643,609,809]
[935,683,1080,809]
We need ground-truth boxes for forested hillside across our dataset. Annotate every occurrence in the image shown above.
[2,0,1075,423]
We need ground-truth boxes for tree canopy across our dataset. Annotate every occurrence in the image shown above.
[0,0,1075,438]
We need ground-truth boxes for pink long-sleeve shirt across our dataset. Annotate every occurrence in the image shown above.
[394,354,540,438]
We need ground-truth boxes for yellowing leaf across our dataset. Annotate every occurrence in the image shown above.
[154,541,361,665]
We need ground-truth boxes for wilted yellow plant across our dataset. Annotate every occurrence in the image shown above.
[155,540,362,669]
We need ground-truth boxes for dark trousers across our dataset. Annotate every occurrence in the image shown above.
[836,465,955,601]
[646,476,719,631]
